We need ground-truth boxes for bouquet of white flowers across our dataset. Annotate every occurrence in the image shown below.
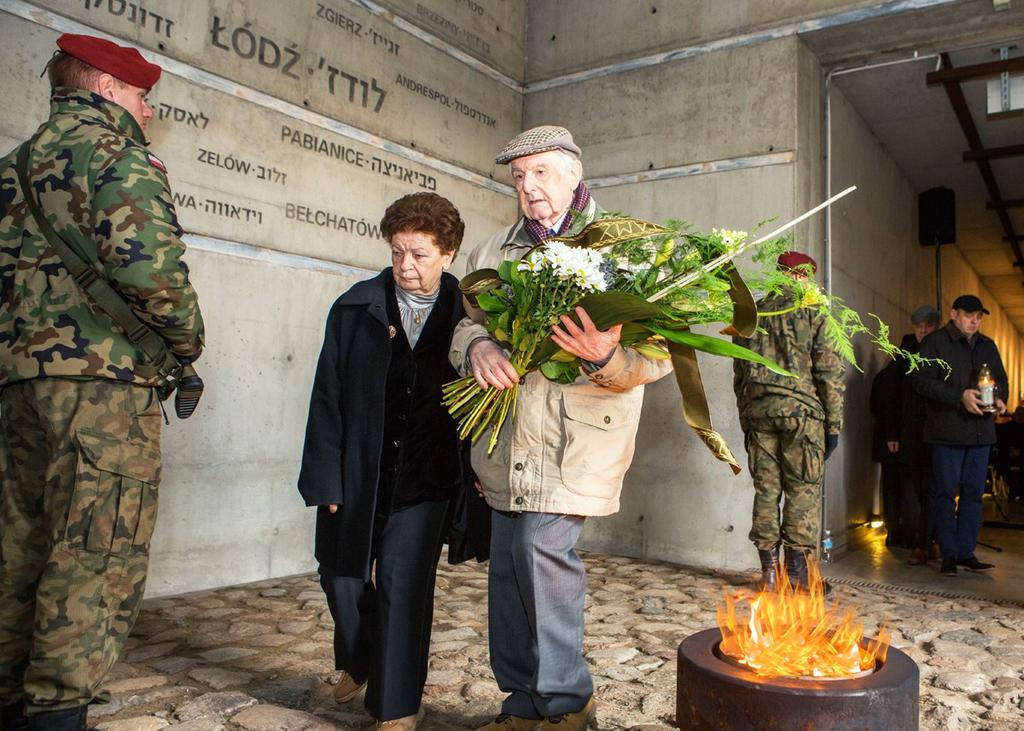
[444,188,938,471]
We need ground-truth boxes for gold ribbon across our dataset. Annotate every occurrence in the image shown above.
[547,218,669,249]
[720,264,758,339]
[668,338,742,475]
[458,268,501,325]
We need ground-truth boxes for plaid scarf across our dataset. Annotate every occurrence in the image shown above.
[523,182,591,244]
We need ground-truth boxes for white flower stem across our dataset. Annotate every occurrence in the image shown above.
[647,186,857,302]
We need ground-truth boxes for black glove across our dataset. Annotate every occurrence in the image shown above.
[824,434,839,460]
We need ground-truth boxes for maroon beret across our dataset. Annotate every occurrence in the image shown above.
[777,250,817,274]
[56,33,161,89]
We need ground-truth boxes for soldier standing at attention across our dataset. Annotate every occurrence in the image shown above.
[733,252,845,591]
[0,34,204,730]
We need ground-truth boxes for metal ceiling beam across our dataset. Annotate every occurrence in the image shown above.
[989,198,1024,210]
[926,55,1024,85]
[936,53,1024,283]
[964,144,1024,162]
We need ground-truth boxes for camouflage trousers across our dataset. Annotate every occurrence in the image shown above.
[0,378,161,714]
[744,415,824,551]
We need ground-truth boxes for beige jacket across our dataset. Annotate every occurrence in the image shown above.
[449,202,672,516]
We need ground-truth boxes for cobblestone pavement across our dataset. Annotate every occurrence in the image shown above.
[86,552,1024,730]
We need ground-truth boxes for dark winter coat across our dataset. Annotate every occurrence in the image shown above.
[896,336,929,467]
[914,321,1009,447]
[297,270,486,579]
[870,358,903,463]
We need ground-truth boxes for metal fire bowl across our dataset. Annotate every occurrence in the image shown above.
[676,629,919,731]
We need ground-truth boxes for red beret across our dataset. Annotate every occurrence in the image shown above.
[777,250,817,274]
[56,33,161,90]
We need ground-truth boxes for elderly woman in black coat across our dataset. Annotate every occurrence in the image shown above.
[298,192,469,731]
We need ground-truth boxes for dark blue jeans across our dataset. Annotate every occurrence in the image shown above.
[931,445,989,560]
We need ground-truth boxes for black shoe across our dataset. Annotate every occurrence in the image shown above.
[1,702,28,731]
[784,548,809,590]
[757,547,780,591]
[957,556,995,572]
[941,558,958,576]
[26,706,87,731]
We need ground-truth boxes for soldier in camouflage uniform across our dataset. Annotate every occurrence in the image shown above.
[0,34,203,730]
[733,251,844,591]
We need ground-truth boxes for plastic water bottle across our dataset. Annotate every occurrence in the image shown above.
[822,530,833,564]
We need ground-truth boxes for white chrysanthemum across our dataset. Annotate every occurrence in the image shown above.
[712,228,748,251]
[522,242,606,291]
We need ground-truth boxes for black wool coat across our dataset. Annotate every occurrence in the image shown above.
[297,269,483,579]
[914,321,1009,447]
[870,358,903,464]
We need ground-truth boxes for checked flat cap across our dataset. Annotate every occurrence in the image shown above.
[495,125,581,164]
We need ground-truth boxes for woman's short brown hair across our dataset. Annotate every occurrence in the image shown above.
[380,192,464,256]
[47,52,104,90]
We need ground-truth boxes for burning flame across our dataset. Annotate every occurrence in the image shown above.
[716,557,889,678]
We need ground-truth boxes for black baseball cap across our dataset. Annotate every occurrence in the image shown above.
[952,295,989,314]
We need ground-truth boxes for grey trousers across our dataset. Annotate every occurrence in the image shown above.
[488,510,592,719]
[319,498,449,721]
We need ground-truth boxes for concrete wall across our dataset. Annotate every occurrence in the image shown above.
[826,82,935,544]
[1,0,525,595]
[826,78,1023,548]
[525,0,896,81]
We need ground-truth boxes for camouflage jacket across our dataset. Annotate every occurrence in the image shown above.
[0,88,203,388]
[732,287,845,434]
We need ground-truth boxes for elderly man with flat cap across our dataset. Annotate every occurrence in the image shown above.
[450,126,671,730]
[732,251,845,593]
[914,295,1006,576]
[0,34,203,730]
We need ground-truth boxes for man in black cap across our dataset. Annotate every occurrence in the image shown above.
[914,295,1006,576]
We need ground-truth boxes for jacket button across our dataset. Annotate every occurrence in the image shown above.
[405,386,412,395]
[604,415,611,424]
[514,462,524,471]
[393,439,401,448]
[515,496,524,505]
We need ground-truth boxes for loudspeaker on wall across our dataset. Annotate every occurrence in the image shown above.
[918,187,956,246]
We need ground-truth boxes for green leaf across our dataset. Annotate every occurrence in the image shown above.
[647,326,797,377]
[576,292,664,328]
[476,293,506,314]
[549,348,578,363]
[498,259,518,283]
[617,322,653,343]
[540,359,579,384]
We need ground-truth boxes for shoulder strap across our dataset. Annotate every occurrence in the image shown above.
[14,139,181,381]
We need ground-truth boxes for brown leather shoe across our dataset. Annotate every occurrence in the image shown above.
[907,548,928,566]
[539,698,595,730]
[333,671,366,703]
[476,714,542,731]
[378,711,421,730]
[929,542,941,561]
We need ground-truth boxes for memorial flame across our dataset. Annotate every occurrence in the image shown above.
[716,558,890,679]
